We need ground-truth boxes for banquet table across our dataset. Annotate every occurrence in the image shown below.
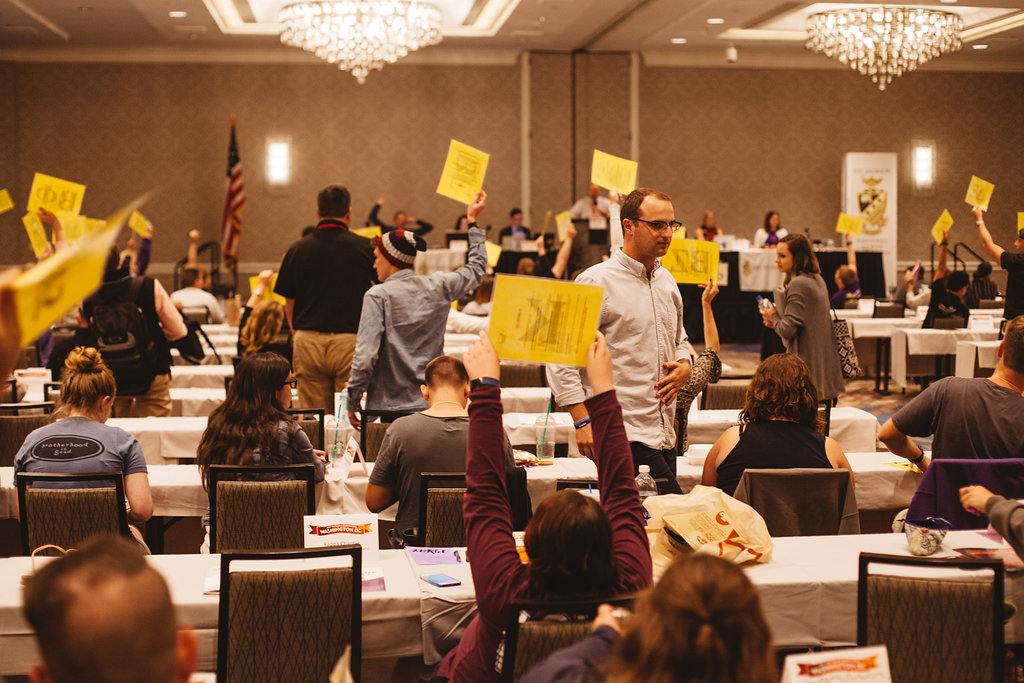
[955,340,1001,378]
[891,328,1000,390]
[846,318,923,392]
[169,364,235,389]
[685,406,879,454]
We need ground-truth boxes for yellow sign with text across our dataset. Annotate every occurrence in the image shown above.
[352,226,381,240]
[58,212,88,244]
[0,189,13,215]
[931,209,953,245]
[436,139,489,205]
[662,239,720,285]
[27,173,86,216]
[128,211,152,238]
[484,241,502,268]
[489,275,604,366]
[1017,213,1024,230]
[964,175,995,211]
[591,149,637,194]
[249,274,287,305]
[22,212,49,258]
[835,212,863,236]
[555,211,572,241]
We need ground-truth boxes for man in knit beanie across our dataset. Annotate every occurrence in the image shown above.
[348,191,489,427]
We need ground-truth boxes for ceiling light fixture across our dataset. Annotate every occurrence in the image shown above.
[972,43,988,49]
[168,11,188,18]
[279,1,443,84]
[706,17,724,25]
[806,7,962,91]
[670,37,687,44]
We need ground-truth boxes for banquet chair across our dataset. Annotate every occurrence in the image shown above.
[218,545,362,683]
[358,410,411,462]
[907,458,1024,530]
[42,382,61,402]
[732,468,859,536]
[872,302,905,318]
[208,463,316,553]
[286,408,325,450]
[17,345,39,369]
[843,299,860,310]
[17,472,130,555]
[816,400,831,436]
[0,401,55,416]
[181,306,211,324]
[503,595,635,683]
[858,552,1003,683]
[0,412,55,466]
[416,472,467,547]
[500,361,546,388]
[699,378,752,410]
[934,316,967,330]
[979,299,1003,309]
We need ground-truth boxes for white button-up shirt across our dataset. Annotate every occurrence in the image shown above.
[547,248,689,450]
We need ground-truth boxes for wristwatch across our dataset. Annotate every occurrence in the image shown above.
[470,376,500,390]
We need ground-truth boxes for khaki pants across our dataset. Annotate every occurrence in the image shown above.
[293,330,356,416]
[113,373,171,417]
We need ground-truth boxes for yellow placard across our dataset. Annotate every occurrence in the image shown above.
[27,172,86,216]
[0,189,13,215]
[540,210,552,238]
[484,241,502,268]
[964,175,995,210]
[555,211,572,241]
[12,196,142,346]
[352,226,381,240]
[249,274,287,305]
[931,209,953,245]
[128,211,151,238]
[662,239,720,285]
[58,212,88,244]
[86,218,107,234]
[488,275,604,366]
[22,212,49,258]
[591,149,637,193]
[1017,213,1024,230]
[835,212,863,236]
[436,139,490,205]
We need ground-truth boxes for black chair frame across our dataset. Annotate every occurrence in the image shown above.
[286,407,325,450]
[0,401,56,416]
[415,471,467,547]
[358,409,412,462]
[818,399,832,436]
[208,463,316,554]
[698,375,753,410]
[16,471,130,554]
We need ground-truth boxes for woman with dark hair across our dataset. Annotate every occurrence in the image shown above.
[195,351,324,548]
[965,261,999,309]
[701,353,852,497]
[760,233,844,402]
[238,270,292,361]
[753,210,787,248]
[434,332,651,682]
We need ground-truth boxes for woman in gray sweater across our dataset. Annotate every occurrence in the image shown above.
[760,234,844,403]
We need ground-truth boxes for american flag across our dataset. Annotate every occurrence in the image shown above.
[220,121,245,267]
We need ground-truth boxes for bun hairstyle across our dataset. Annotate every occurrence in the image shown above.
[59,347,116,417]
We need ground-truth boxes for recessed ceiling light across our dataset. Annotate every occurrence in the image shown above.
[168,10,188,18]
[939,0,957,4]
[706,17,724,25]
[973,44,988,49]
[670,38,687,44]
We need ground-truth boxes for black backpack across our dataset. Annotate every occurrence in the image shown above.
[88,278,161,396]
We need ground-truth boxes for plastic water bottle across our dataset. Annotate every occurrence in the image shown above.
[635,465,658,525]
[756,295,772,314]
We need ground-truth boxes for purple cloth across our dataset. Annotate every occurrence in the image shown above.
[908,458,1024,529]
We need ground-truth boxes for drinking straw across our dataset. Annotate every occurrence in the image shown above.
[539,401,552,459]
[332,396,344,468]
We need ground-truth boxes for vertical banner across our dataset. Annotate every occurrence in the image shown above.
[842,153,898,293]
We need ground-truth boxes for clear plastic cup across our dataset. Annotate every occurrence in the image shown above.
[535,415,555,463]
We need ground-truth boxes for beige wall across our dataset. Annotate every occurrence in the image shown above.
[2,55,1023,289]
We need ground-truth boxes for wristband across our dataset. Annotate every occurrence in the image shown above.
[908,451,925,466]
[977,220,985,225]
[467,221,479,228]
[574,416,591,429]
[254,288,265,297]
[470,376,500,390]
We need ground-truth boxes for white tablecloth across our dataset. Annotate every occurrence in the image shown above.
[736,249,784,291]
[171,346,237,366]
[955,340,1001,378]
[686,406,879,453]
[169,364,235,389]
[891,329,1000,389]
[108,416,208,465]
[846,318,920,340]
[170,388,225,417]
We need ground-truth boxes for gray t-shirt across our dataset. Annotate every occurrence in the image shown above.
[891,377,1024,461]
[14,416,148,479]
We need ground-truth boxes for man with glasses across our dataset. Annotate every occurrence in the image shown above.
[548,187,691,492]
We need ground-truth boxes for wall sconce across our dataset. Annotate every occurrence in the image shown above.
[266,136,292,188]
[912,141,935,194]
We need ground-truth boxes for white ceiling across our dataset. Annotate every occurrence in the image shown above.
[2,0,1023,72]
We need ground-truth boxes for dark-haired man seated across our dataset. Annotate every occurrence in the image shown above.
[23,535,197,683]
[170,266,225,323]
[922,229,970,328]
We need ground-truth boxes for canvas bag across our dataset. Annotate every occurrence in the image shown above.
[831,307,862,379]
[646,485,774,578]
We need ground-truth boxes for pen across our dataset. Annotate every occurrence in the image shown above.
[454,550,461,563]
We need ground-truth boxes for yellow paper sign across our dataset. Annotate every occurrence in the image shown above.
[27,173,86,216]
[964,175,995,210]
[835,212,863,236]
[662,239,720,285]
[0,189,13,215]
[1017,213,1024,230]
[128,211,151,238]
[931,209,953,245]
[249,274,286,305]
[488,275,604,366]
[22,212,49,258]
[436,139,490,205]
[86,218,107,234]
[485,241,502,268]
[540,210,552,238]
[353,226,381,240]
[59,213,88,244]
[591,149,637,193]
[12,196,141,346]
[555,211,572,241]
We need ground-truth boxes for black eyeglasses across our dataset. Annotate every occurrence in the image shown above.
[631,218,684,233]
[283,377,298,388]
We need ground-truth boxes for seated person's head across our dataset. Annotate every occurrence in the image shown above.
[741,353,820,430]
[517,258,536,276]
[231,351,293,411]
[604,554,775,683]
[58,346,116,420]
[835,264,857,289]
[946,270,970,297]
[1001,316,1024,374]
[23,535,197,683]
[974,261,992,281]
[473,276,495,305]
[180,267,208,289]
[240,300,284,355]
[420,355,470,406]
[525,489,616,598]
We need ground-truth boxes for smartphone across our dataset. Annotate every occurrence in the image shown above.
[421,573,461,588]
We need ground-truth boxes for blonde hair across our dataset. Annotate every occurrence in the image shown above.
[58,347,116,417]
[240,300,284,356]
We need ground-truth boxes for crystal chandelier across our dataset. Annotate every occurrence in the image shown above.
[806,7,962,91]
[279,1,443,84]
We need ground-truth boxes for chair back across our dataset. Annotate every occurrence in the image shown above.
[843,299,860,310]
[933,316,967,330]
[500,361,545,388]
[16,472,130,554]
[979,299,1003,309]
[286,408,325,450]
[873,302,905,318]
[503,595,634,683]
[218,545,362,683]
[358,410,410,462]
[907,458,1024,530]
[417,472,467,547]
[209,464,316,553]
[181,307,211,324]
[0,401,56,416]
[699,378,751,410]
[732,468,859,536]
[857,552,1003,683]
[0,413,55,467]
[816,400,832,436]
[17,346,39,369]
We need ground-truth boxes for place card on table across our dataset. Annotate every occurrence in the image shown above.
[406,547,462,565]
[781,645,891,682]
[304,513,378,562]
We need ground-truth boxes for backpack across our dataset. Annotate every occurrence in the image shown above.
[88,277,161,396]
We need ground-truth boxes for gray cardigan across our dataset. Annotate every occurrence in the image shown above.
[772,272,844,401]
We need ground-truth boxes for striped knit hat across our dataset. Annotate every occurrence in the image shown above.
[376,229,426,269]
